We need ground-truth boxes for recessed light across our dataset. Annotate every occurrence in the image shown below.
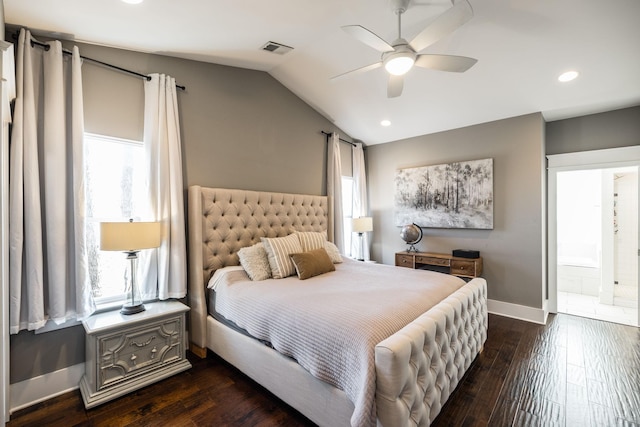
[558,71,579,82]
[122,0,143,4]
[380,120,391,127]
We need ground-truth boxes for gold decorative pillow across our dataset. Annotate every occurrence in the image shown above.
[290,248,336,280]
[261,234,303,279]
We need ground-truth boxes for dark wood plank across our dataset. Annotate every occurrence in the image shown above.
[7,313,640,427]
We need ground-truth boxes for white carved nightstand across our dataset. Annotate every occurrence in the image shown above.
[79,300,192,409]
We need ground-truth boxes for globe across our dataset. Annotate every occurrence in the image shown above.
[400,223,422,252]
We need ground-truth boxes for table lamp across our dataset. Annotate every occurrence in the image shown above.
[100,220,161,315]
[351,216,373,261]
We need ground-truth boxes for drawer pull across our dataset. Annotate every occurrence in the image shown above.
[131,336,156,348]
[151,346,157,359]
[130,354,137,365]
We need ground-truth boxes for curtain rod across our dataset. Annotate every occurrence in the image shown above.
[21,34,186,91]
[321,130,356,147]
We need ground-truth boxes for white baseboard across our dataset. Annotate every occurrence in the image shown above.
[9,363,84,414]
[488,299,548,325]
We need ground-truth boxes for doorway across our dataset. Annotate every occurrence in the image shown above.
[555,167,637,325]
[548,146,640,327]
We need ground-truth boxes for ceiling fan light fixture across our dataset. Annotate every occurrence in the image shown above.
[380,120,391,127]
[384,53,415,76]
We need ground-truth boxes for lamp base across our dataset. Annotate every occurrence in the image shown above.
[120,303,145,315]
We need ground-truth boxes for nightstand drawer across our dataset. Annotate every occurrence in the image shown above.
[416,256,450,267]
[98,316,183,390]
[395,254,414,268]
[451,260,477,276]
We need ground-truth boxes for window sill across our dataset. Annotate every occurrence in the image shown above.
[34,299,160,334]
[94,298,161,316]
[34,318,81,334]
[93,300,125,315]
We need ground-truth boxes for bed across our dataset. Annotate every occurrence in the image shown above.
[187,185,488,427]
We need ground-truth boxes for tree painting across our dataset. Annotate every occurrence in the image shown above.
[394,158,493,229]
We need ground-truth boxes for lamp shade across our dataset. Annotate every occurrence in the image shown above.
[100,221,162,251]
[352,217,373,233]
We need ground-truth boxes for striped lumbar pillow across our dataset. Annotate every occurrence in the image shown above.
[261,234,303,279]
[294,231,326,252]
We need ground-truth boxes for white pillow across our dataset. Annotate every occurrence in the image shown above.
[324,241,343,263]
[238,242,271,281]
[261,234,303,279]
[207,266,246,290]
[295,231,326,252]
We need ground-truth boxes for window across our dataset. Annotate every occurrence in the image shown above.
[341,176,354,256]
[84,133,147,305]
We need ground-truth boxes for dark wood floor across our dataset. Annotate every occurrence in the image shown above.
[8,313,640,427]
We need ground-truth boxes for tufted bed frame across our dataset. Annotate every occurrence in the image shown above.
[187,185,488,427]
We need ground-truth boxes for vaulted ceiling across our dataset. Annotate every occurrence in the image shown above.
[5,0,640,145]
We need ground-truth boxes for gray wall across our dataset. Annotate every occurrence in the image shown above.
[367,113,547,308]
[546,106,640,155]
[8,37,351,383]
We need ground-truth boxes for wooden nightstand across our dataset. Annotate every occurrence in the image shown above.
[79,300,192,409]
[395,251,483,279]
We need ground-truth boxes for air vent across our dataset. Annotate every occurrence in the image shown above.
[261,41,293,55]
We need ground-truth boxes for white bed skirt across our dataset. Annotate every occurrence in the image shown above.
[206,315,355,426]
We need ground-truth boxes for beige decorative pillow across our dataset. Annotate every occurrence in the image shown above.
[238,242,271,281]
[324,241,343,263]
[261,234,303,279]
[290,248,336,280]
[295,231,326,252]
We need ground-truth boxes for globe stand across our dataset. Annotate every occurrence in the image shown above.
[400,223,423,253]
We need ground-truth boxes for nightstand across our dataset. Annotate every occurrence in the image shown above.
[79,300,192,409]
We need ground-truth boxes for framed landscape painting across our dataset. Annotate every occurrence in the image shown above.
[394,158,494,229]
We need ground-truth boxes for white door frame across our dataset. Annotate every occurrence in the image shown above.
[0,39,14,423]
[600,169,615,305]
[547,145,640,326]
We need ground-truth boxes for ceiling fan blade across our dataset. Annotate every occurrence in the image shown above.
[342,25,395,53]
[415,54,477,72]
[409,0,474,52]
[330,62,383,81]
[387,74,404,98]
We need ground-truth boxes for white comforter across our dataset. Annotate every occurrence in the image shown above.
[211,258,465,427]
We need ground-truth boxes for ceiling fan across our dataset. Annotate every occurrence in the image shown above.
[332,0,477,98]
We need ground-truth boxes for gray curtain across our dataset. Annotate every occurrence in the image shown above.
[352,142,370,261]
[141,73,187,300]
[327,133,344,252]
[9,29,94,333]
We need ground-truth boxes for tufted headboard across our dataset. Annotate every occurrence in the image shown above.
[187,185,330,350]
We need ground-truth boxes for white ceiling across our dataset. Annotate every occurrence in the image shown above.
[4,0,640,145]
